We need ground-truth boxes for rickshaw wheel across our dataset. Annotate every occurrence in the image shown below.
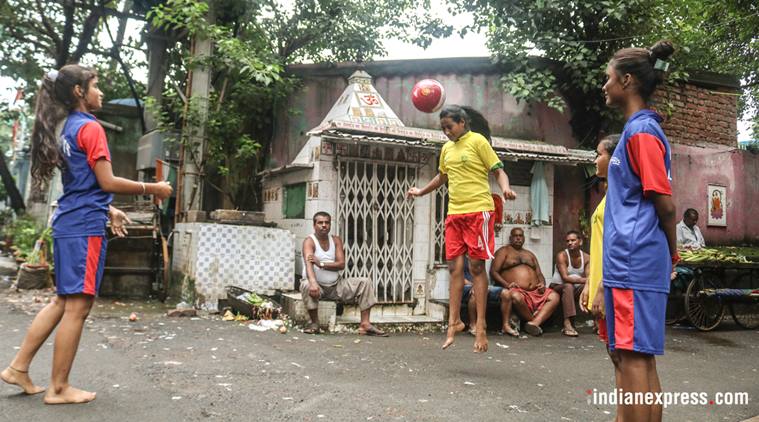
[685,276,724,331]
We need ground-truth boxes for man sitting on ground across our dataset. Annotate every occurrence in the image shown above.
[461,257,516,336]
[549,230,589,337]
[299,211,387,336]
[490,228,560,336]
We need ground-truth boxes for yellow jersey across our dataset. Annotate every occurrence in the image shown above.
[439,131,503,215]
[587,196,606,309]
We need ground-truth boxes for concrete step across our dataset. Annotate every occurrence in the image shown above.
[280,291,444,334]
[334,314,443,334]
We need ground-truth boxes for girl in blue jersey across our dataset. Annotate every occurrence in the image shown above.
[601,41,678,422]
[1,65,172,404]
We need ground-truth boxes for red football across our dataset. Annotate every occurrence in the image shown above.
[411,79,446,113]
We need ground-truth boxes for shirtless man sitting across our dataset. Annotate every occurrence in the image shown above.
[490,227,560,336]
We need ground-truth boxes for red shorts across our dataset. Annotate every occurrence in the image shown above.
[444,211,495,260]
[512,286,553,314]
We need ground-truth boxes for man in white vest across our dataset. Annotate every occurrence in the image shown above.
[299,211,387,336]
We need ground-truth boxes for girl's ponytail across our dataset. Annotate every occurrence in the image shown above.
[30,72,68,192]
[439,104,492,143]
[461,106,491,143]
[30,64,97,193]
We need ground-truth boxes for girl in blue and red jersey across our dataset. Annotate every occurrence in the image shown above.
[601,41,678,422]
[1,65,172,404]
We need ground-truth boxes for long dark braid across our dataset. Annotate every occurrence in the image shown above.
[30,64,97,193]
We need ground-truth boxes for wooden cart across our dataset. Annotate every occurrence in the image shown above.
[667,261,759,331]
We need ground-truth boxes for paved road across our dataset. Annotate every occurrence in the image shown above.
[0,290,757,422]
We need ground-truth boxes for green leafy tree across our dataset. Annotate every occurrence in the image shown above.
[453,0,758,145]
[148,0,452,209]
[0,0,121,86]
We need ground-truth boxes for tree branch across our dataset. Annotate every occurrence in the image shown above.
[70,0,105,63]
[34,0,62,51]
[57,0,76,67]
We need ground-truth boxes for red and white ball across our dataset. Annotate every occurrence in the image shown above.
[411,79,446,113]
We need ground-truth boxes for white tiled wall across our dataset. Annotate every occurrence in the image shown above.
[172,223,295,306]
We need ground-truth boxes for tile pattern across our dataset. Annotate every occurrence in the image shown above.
[173,223,295,304]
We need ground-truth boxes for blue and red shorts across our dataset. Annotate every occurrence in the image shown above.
[604,287,667,355]
[53,236,107,296]
[445,211,495,261]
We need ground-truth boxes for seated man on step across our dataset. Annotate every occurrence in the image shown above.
[549,230,589,337]
[299,211,387,336]
[490,227,560,336]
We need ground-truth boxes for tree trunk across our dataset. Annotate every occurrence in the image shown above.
[0,154,25,213]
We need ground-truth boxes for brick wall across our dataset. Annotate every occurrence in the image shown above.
[652,82,739,146]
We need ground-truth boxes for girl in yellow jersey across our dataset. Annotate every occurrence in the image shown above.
[407,105,516,353]
[580,134,621,414]
[580,134,620,340]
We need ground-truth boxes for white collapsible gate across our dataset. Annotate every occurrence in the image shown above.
[336,159,417,303]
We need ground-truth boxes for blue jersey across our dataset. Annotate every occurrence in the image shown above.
[51,111,113,238]
[603,109,673,293]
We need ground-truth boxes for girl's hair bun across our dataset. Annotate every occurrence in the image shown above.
[649,40,674,62]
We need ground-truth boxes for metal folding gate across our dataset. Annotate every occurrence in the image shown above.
[336,159,416,303]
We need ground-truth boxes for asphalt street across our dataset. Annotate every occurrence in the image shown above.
[0,288,757,422]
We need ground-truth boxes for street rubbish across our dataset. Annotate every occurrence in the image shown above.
[248,319,286,332]
[129,312,138,322]
[226,286,282,320]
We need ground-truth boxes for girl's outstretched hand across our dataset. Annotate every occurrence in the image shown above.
[109,207,132,237]
[406,187,422,199]
[153,181,173,200]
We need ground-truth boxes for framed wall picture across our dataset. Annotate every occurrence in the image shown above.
[707,185,727,227]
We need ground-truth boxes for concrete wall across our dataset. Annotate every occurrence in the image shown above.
[671,144,759,245]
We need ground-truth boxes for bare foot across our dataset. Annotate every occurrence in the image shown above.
[1,367,46,395]
[500,325,519,337]
[44,385,96,405]
[442,320,466,350]
[473,329,488,353]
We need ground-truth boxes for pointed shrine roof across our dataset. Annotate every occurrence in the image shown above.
[311,69,404,131]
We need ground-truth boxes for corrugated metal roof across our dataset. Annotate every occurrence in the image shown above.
[318,127,595,165]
